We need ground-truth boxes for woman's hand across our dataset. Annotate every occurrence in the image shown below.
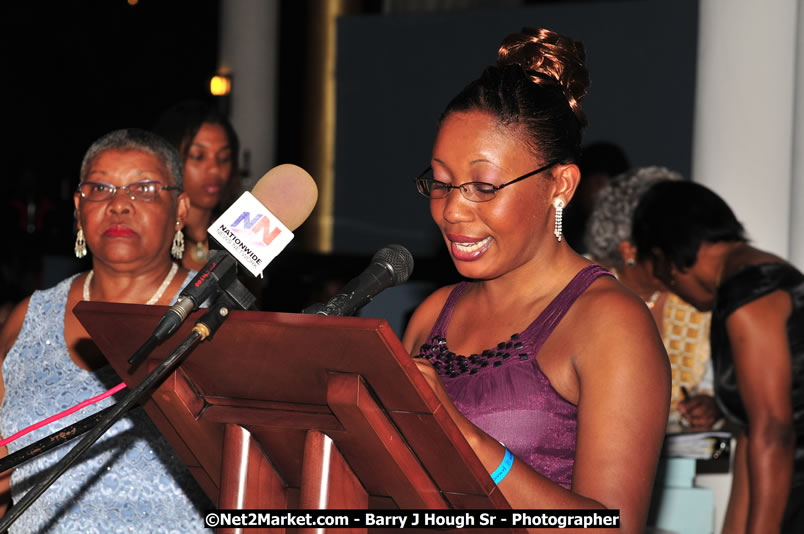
[412,358,483,446]
[405,278,671,532]
[412,358,441,394]
[678,394,721,430]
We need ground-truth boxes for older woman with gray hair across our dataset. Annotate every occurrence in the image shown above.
[585,166,720,431]
[0,128,211,532]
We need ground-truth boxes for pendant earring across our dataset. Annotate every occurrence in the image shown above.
[171,223,185,260]
[74,228,87,258]
[626,258,636,267]
[553,199,565,242]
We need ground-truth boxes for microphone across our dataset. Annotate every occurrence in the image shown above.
[140,164,318,353]
[305,244,414,317]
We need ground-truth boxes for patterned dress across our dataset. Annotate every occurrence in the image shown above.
[0,274,211,533]
[662,293,713,429]
[414,264,611,489]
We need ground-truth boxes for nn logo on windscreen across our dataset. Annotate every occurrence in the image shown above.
[230,211,282,247]
[208,191,294,278]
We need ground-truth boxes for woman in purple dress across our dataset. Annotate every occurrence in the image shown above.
[403,28,670,533]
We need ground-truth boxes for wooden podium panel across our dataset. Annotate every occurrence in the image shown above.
[74,301,514,522]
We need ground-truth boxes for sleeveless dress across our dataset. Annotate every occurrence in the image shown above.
[413,264,611,489]
[0,273,212,533]
[710,263,804,533]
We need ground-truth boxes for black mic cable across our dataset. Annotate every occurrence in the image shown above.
[0,285,252,533]
[129,250,238,365]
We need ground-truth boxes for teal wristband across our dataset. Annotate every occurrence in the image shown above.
[491,447,514,484]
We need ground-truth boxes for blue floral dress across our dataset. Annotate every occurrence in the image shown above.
[0,274,211,533]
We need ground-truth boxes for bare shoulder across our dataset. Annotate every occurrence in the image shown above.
[726,287,792,338]
[401,284,459,355]
[566,275,671,528]
[570,275,668,373]
[574,274,652,321]
[0,297,30,363]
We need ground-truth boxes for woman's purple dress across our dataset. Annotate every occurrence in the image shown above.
[414,264,611,489]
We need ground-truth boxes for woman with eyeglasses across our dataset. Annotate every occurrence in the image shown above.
[402,28,670,533]
[0,129,211,532]
[632,180,804,534]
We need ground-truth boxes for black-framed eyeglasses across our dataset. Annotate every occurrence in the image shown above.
[76,180,181,202]
[414,159,562,203]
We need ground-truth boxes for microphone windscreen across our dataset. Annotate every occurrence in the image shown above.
[375,244,414,285]
[251,164,318,231]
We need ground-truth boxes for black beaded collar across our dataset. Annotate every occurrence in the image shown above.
[413,333,529,378]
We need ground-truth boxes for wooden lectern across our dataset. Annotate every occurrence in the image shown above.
[74,301,519,532]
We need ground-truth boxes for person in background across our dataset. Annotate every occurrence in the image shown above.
[633,180,803,534]
[0,128,210,532]
[403,27,670,533]
[585,167,720,431]
[562,141,630,254]
[153,99,240,271]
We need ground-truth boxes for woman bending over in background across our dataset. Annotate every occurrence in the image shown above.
[633,180,803,534]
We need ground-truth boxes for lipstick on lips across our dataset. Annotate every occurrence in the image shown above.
[447,234,493,261]
[203,183,221,195]
[103,225,137,238]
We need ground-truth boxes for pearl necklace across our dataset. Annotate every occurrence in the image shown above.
[610,267,661,309]
[83,262,179,305]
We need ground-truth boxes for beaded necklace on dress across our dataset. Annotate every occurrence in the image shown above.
[82,262,179,304]
[416,265,613,378]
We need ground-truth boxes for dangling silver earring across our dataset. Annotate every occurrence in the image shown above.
[553,199,565,242]
[74,228,87,258]
[626,258,636,267]
[171,222,185,260]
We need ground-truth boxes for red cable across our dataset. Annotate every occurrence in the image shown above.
[0,382,127,448]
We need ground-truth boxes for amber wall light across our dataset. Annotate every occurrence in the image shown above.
[209,74,232,96]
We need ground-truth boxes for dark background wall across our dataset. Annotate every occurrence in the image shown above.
[4,0,699,318]
[5,0,220,299]
[333,0,699,258]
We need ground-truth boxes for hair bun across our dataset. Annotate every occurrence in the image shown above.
[497,27,589,125]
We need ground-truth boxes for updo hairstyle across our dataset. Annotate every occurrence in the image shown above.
[440,27,590,163]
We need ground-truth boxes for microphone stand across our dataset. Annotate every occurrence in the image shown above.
[0,405,117,475]
[0,280,255,533]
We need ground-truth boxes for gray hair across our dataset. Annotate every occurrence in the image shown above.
[584,166,683,268]
[79,128,184,190]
